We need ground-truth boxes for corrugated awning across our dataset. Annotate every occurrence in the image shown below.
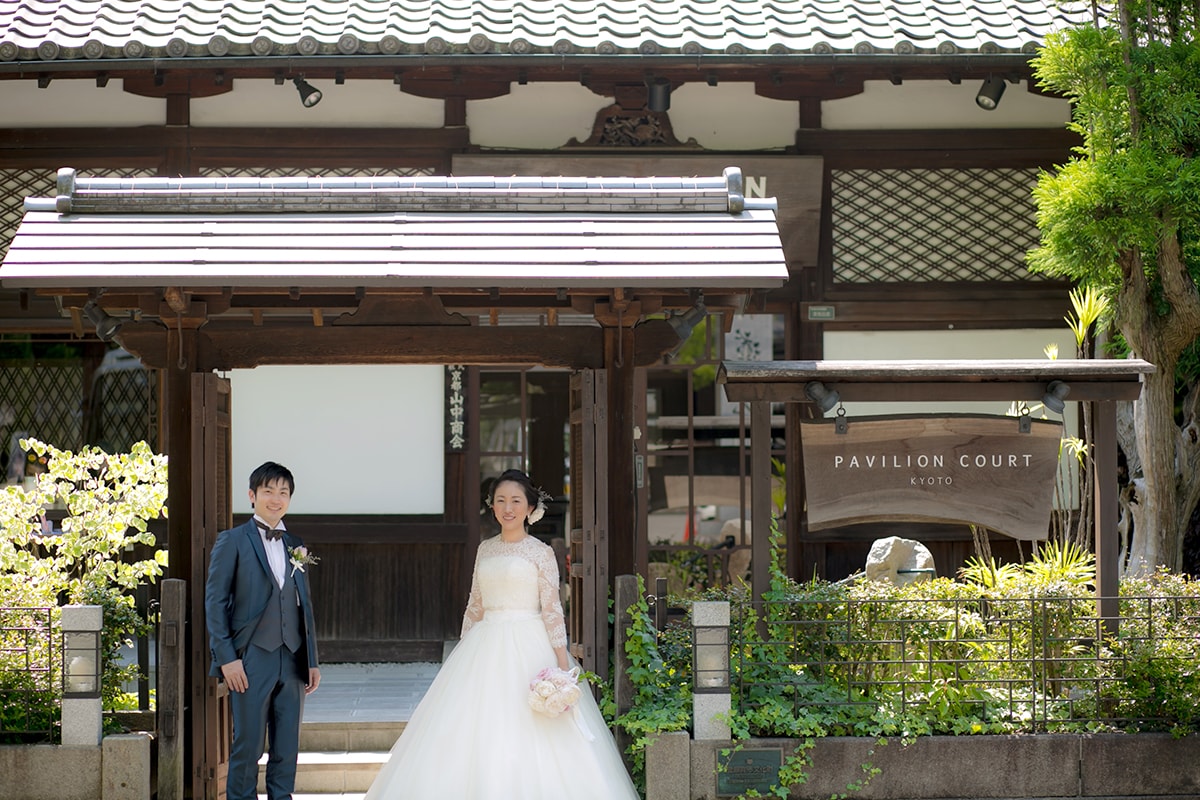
[0,167,788,291]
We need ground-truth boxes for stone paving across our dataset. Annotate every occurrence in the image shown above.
[257,662,442,799]
[302,662,440,723]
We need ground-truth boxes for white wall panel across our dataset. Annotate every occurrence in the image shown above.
[230,365,444,515]
[824,328,1078,417]
[0,80,164,127]
[670,83,797,150]
[192,79,444,128]
[823,80,1070,130]
[467,83,610,149]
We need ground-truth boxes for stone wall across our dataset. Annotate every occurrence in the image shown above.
[0,733,151,800]
[647,732,1200,800]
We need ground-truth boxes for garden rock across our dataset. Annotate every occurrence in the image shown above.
[864,536,935,585]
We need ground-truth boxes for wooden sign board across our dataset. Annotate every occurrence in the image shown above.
[452,154,823,272]
[801,414,1063,540]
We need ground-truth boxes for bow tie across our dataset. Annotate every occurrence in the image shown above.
[255,519,284,541]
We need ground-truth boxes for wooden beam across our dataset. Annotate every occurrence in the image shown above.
[803,297,1071,326]
[116,321,607,369]
[0,125,469,159]
[724,380,1145,404]
[116,317,688,370]
[794,127,1079,153]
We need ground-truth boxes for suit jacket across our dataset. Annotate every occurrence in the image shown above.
[204,518,320,677]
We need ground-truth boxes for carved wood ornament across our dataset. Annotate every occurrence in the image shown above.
[567,104,698,149]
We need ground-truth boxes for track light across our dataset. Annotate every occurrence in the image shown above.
[646,76,671,112]
[1042,380,1071,414]
[668,301,707,341]
[293,77,322,108]
[804,381,841,414]
[82,301,123,342]
[975,76,1006,110]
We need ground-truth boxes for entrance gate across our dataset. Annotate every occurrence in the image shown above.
[0,169,788,796]
[191,374,233,800]
[568,370,609,678]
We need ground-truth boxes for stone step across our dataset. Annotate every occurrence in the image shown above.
[257,721,404,795]
[299,720,406,752]
[258,749,390,794]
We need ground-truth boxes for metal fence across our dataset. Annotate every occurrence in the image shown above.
[733,594,1200,733]
[0,606,56,742]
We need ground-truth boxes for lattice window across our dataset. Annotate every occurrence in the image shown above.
[0,170,55,264]
[198,166,437,178]
[0,362,85,476]
[1,168,155,262]
[831,168,1046,283]
[88,353,158,454]
[2,168,159,464]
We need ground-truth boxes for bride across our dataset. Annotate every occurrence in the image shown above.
[363,468,640,800]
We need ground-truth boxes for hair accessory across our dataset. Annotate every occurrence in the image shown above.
[526,489,551,525]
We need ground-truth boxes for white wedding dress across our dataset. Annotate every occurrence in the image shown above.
[363,534,640,800]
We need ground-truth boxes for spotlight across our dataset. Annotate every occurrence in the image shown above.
[804,381,841,414]
[975,76,1005,110]
[82,301,123,342]
[1042,380,1071,414]
[646,77,671,112]
[293,77,322,108]
[668,301,707,341]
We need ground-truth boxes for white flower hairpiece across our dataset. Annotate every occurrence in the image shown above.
[526,489,552,525]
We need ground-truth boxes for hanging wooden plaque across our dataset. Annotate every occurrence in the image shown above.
[801,414,1063,540]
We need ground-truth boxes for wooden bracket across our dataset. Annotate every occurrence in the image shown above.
[333,294,470,326]
[593,299,643,327]
[156,300,209,329]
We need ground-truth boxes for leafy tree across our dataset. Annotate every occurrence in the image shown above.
[0,439,167,737]
[1029,0,1200,571]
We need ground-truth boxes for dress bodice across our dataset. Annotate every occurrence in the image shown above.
[461,535,567,648]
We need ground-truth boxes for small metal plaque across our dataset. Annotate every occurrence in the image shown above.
[807,304,836,320]
[717,747,783,797]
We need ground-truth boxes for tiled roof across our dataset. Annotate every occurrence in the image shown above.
[0,0,1095,63]
[1,167,787,291]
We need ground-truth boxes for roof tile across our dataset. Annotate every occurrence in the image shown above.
[0,0,1097,62]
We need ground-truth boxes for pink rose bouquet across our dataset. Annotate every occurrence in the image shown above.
[527,666,583,717]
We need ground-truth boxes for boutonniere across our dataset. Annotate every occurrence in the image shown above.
[288,545,319,576]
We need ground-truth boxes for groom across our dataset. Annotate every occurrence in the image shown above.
[205,461,321,800]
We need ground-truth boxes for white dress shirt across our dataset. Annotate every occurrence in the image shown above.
[254,515,287,589]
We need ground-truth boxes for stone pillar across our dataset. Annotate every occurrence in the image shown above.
[645,731,691,800]
[102,733,151,800]
[692,601,731,741]
[61,604,103,746]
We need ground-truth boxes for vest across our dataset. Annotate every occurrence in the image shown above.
[249,566,303,654]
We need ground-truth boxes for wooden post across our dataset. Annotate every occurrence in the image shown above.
[613,574,638,766]
[160,327,202,796]
[157,578,187,800]
[606,325,637,579]
[1093,400,1119,634]
[751,400,772,602]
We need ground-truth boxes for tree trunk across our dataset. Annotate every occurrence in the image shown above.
[1115,228,1200,573]
[1126,359,1181,571]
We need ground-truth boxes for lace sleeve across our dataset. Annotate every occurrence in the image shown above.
[535,542,568,648]
[460,546,484,638]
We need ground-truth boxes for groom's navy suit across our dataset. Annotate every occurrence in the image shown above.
[205,518,319,800]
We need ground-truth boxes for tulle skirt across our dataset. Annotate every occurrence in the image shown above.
[363,610,640,800]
